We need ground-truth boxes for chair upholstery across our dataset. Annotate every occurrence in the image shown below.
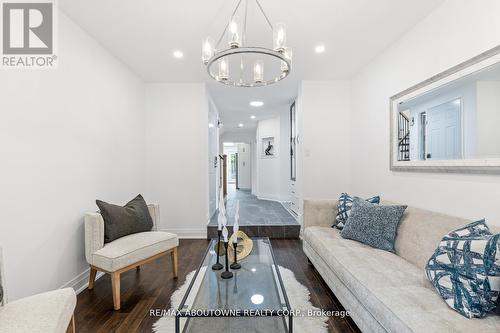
[84,202,178,310]
[84,203,177,272]
[0,248,76,333]
[0,288,76,333]
[91,231,178,272]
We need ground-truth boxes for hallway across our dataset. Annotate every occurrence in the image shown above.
[207,185,300,239]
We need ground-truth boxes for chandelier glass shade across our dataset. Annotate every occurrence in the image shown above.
[202,0,292,87]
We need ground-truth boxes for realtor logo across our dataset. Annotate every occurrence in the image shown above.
[1,0,57,68]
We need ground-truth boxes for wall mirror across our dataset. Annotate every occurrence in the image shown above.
[390,45,500,173]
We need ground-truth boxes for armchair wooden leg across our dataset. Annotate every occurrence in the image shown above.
[71,314,76,333]
[136,265,140,271]
[111,272,121,310]
[171,247,178,278]
[88,267,97,290]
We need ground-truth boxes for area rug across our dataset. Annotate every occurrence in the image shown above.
[153,266,328,333]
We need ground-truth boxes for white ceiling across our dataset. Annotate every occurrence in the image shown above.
[59,0,444,132]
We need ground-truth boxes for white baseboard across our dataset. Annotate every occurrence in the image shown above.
[160,228,206,239]
[60,267,105,295]
[256,193,286,202]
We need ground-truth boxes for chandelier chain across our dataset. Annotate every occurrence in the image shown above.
[255,0,274,30]
[243,0,248,45]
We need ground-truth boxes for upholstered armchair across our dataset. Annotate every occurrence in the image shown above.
[0,248,77,333]
[84,203,178,310]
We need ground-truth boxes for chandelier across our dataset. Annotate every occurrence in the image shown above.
[202,0,292,87]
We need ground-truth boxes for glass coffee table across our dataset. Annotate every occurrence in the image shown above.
[175,237,292,333]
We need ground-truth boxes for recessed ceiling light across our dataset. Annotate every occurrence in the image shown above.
[250,101,264,107]
[173,50,183,58]
[238,123,244,128]
[250,115,256,119]
[315,45,325,53]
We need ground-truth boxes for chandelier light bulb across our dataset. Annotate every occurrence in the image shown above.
[254,60,264,83]
[273,23,286,52]
[281,47,292,72]
[219,58,229,81]
[202,37,214,64]
[228,17,241,48]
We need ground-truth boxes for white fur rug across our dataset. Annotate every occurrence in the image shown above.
[153,266,328,333]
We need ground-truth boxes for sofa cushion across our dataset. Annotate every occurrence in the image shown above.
[393,204,473,270]
[0,288,76,333]
[425,220,500,318]
[96,194,154,243]
[340,198,407,252]
[304,226,500,333]
[334,193,380,229]
[91,231,178,272]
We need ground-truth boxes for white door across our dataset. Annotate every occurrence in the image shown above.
[426,99,462,160]
[237,143,251,189]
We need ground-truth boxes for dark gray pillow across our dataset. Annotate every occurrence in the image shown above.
[340,197,407,252]
[96,194,154,243]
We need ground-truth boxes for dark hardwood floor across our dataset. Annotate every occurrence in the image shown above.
[75,239,361,333]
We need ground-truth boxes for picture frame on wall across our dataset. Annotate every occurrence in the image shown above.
[261,137,276,158]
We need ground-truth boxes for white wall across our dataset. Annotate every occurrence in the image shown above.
[476,81,500,158]
[0,11,145,300]
[279,107,292,201]
[237,143,252,189]
[351,0,500,225]
[220,130,256,145]
[255,117,282,200]
[252,109,293,201]
[299,81,352,200]
[208,97,220,218]
[144,83,209,238]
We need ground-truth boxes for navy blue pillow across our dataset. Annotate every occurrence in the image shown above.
[334,193,380,229]
[339,197,406,252]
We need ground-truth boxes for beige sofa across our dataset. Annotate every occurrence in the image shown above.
[303,199,500,333]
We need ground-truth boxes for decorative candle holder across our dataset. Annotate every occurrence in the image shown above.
[221,241,233,279]
[230,241,241,269]
[212,229,223,270]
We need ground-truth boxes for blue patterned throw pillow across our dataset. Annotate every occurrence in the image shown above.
[334,193,380,229]
[425,220,500,318]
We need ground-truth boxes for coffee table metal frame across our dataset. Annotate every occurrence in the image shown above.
[175,237,292,333]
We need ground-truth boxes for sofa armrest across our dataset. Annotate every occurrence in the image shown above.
[147,203,160,231]
[84,213,105,264]
[303,199,339,229]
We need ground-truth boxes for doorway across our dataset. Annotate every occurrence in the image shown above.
[421,98,462,160]
[223,142,251,190]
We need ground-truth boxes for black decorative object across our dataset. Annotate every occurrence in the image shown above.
[265,141,273,155]
[212,229,223,270]
[230,241,241,269]
[221,241,233,279]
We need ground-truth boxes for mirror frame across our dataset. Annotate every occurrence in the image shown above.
[390,45,500,173]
